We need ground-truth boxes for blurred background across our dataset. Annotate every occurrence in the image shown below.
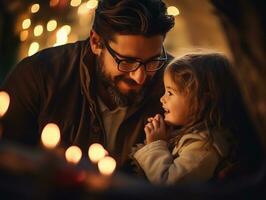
[0,0,231,84]
[0,0,265,197]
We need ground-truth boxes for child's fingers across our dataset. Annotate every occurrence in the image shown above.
[155,114,160,121]
[151,118,160,130]
[145,122,154,131]
[144,126,151,135]
[147,117,154,122]
[158,114,165,129]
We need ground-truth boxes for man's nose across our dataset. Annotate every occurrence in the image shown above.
[129,66,147,85]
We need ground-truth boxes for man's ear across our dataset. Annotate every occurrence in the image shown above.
[90,30,103,55]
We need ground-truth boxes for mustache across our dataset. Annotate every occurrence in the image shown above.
[115,75,150,88]
[115,76,139,87]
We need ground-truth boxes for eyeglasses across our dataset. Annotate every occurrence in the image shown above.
[103,40,168,72]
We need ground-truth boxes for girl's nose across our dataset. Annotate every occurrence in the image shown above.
[160,95,165,103]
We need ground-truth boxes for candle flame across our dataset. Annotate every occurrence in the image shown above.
[41,123,61,149]
[0,91,10,117]
[88,143,106,163]
[98,156,116,176]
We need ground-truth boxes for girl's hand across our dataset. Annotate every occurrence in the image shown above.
[144,114,168,144]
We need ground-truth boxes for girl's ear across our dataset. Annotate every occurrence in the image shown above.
[89,30,103,55]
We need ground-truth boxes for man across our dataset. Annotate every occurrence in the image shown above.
[1,0,174,172]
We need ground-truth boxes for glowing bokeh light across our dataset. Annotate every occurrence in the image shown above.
[98,156,116,176]
[50,0,60,7]
[22,19,31,29]
[65,146,82,164]
[34,25,44,37]
[61,25,71,35]
[86,0,98,9]
[88,143,106,163]
[0,91,10,117]
[47,20,57,32]
[31,4,40,13]
[55,27,69,46]
[28,42,40,56]
[70,0,82,7]
[78,2,90,15]
[20,30,29,42]
[167,6,180,16]
[41,123,61,149]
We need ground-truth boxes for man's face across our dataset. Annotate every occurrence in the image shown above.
[94,34,165,106]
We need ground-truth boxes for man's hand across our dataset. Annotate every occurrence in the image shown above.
[144,114,168,144]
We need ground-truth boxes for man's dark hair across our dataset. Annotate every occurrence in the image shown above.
[93,0,175,41]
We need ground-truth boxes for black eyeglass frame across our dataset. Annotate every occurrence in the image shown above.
[103,40,168,72]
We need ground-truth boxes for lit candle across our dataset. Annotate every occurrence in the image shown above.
[0,91,10,117]
[65,145,82,164]
[41,123,61,149]
[98,156,116,176]
[88,143,107,163]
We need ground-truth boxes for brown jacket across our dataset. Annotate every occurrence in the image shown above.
[1,39,171,172]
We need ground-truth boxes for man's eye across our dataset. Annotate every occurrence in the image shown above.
[166,91,172,96]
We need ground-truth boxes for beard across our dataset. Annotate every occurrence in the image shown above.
[95,56,152,107]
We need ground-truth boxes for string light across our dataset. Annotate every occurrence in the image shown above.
[50,0,60,7]
[78,2,90,15]
[28,42,40,56]
[22,19,31,29]
[31,4,40,13]
[86,0,98,9]
[34,25,44,37]
[70,0,82,7]
[54,27,69,46]
[61,25,71,35]
[17,0,97,60]
[47,20,57,32]
[20,30,29,42]
[167,6,180,16]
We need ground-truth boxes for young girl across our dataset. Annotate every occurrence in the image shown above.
[132,53,244,185]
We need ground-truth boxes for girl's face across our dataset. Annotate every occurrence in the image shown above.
[160,72,190,126]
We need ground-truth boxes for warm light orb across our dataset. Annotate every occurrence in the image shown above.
[55,28,69,46]
[47,20,57,31]
[31,4,40,13]
[28,42,40,56]
[41,123,61,149]
[88,143,106,163]
[61,25,71,35]
[77,2,90,15]
[86,0,98,9]
[20,30,29,42]
[34,25,44,37]
[0,91,10,117]
[65,146,82,164]
[98,156,116,176]
[22,19,31,29]
[167,6,180,16]
[70,0,82,7]
[50,0,59,7]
